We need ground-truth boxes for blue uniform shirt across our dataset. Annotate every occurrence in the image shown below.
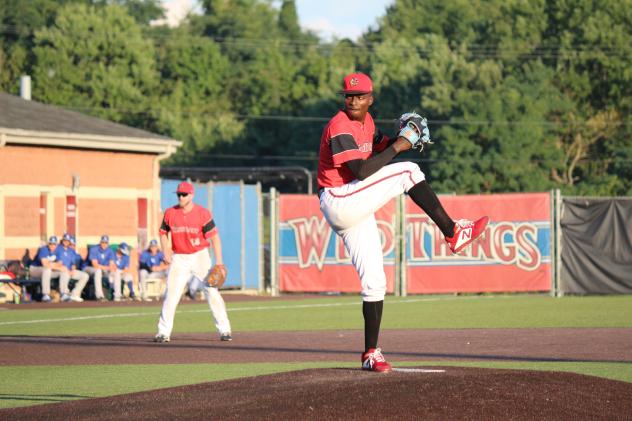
[88,246,115,267]
[54,245,77,270]
[139,250,165,271]
[32,245,57,267]
[73,250,85,270]
[114,253,130,270]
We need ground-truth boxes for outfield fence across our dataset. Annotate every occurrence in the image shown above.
[158,181,631,296]
[268,191,632,297]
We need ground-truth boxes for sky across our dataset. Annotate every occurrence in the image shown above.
[156,0,394,41]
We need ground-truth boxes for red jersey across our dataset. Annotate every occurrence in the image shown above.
[317,110,390,188]
[159,204,218,254]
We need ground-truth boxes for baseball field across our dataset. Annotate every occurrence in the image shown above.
[0,293,631,419]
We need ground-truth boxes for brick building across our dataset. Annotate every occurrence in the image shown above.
[0,92,181,263]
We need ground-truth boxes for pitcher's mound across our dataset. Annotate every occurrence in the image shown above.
[4,367,631,420]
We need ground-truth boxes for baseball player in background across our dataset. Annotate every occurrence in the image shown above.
[317,72,489,372]
[54,233,89,302]
[29,235,62,303]
[154,181,232,343]
[138,239,169,301]
[85,235,116,302]
[111,242,137,301]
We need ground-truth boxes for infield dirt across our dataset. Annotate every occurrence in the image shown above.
[2,296,631,419]
[2,366,631,420]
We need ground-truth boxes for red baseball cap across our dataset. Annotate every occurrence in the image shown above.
[340,73,373,95]
[176,182,194,194]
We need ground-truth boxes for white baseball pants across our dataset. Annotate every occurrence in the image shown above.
[157,248,231,337]
[29,266,60,296]
[110,270,133,299]
[84,267,113,300]
[59,270,89,298]
[319,162,425,302]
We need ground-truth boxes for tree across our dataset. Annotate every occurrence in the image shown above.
[542,0,632,195]
[368,1,565,193]
[152,31,244,162]
[0,0,90,93]
[366,0,632,195]
[279,0,300,39]
[31,3,158,127]
[106,0,165,25]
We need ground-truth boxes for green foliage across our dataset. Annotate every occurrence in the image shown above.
[1,0,630,194]
[368,0,631,194]
[31,3,157,127]
[0,0,90,93]
[109,0,165,24]
[279,0,300,39]
[540,0,632,195]
[152,31,243,159]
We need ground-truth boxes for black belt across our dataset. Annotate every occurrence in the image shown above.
[317,187,325,198]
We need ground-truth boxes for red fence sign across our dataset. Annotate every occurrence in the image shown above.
[278,192,552,294]
[405,193,552,293]
[279,195,396,293]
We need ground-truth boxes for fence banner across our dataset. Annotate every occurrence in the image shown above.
[560,197,632,294]
[405,193,552,293]
[279,195,396,293]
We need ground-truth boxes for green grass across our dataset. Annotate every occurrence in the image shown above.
[1,295,631,336]
[1,360,630,410]
[1,294,632,336]
[1,294,631,410]
[0,362,341,409]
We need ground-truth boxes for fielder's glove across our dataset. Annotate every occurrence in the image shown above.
[204,264,227,289]
[398,112,432,151]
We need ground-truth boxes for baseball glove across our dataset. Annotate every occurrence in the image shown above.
[398,112,432,151]
[204,264,227,288]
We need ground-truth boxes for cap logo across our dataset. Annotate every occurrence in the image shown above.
[349,77,359,87]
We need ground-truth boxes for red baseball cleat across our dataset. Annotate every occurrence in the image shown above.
[361,348,392,373]
[445,216,489,254]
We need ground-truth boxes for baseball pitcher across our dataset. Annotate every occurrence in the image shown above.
[317,72,489,372]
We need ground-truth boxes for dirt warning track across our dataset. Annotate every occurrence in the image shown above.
[0,328,630,365]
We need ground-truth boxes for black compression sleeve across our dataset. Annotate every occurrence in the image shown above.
[363,300,383,351]
[345,145,398,180]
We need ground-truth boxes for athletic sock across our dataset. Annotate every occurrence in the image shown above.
[408,181,455,238]
[363,300,383,352]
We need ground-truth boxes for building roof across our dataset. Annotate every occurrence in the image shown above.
[0,92,181,154]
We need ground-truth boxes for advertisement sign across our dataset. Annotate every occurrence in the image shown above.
[406,193,552,293]
[278,192,552,294]
[279,195,396,293]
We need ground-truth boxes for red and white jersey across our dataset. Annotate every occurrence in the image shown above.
[159,204,218,254]
[317,110,390,188]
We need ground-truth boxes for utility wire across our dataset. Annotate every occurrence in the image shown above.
[38,104,632,127]
[0,23,630,58]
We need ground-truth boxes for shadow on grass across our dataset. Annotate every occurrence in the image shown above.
[0,393,89,403]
